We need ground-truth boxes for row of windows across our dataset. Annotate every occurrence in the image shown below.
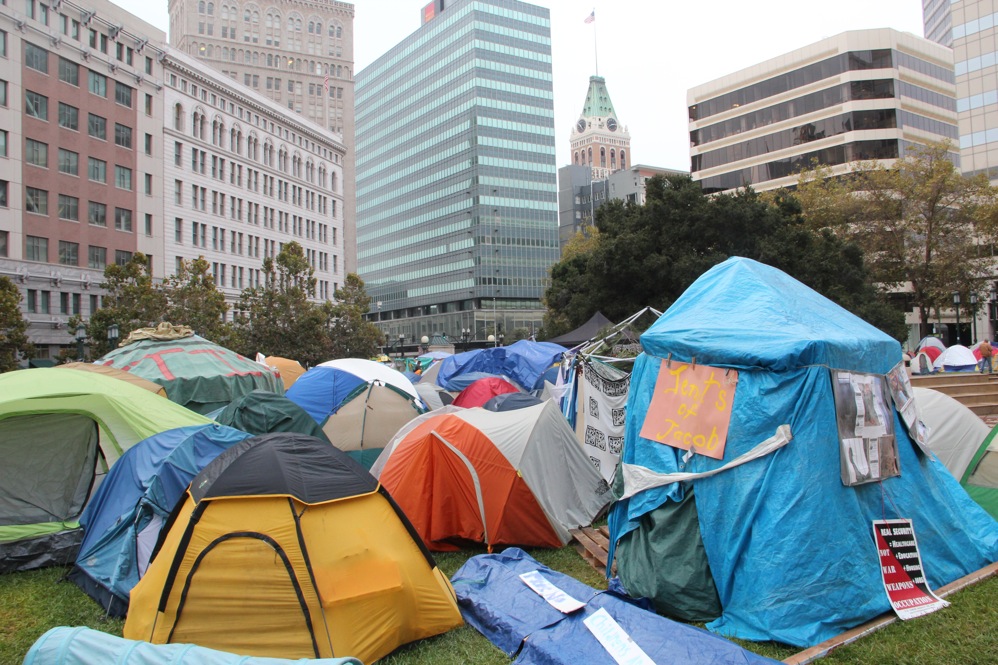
[168,74,343,164]
[25,289,87,316]
[692,110,901,172]
[958,89,998,112]
[24,235,133,268]
[691,80,896,147]
[25,43,135,106]
[24,186,139,232]
[955,50,998,76]
[952,10,998,40]
[697,139,900,193]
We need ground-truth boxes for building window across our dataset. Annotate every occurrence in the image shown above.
[145,133,153,155]
[0,181,6,208]
[72,292,81,315]
[27,290,37,313]
[175,218,183,243]
[175,141,183,166]
[57,194,79,221]
[145,213,153,236]
[88,201,107,226]
[115,81,133,107]
[114,123,132,149]
[144,172,152,194]
[88,113,106,140]
[40,291,50,314]
[0,130,5,157]
[25,90,48,120]
[88,70,107,97]
[58,57,79,85]
[114,165,132,190]
[88,245,107,269]
[58,102,79,130]
[0,230,7,257]
[88,157,106,183]
[57,148,78,175]
[26,235,48,262]
[115,250,133,265]
[25,187,48,215]
[0,80,6,106]
[25,139,48,168]
[58,240,79,265]
[114,207,133,232]
[25,43,49,72]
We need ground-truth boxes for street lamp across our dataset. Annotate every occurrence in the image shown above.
[460,328,471,353]
[398,333,405,361]
[953,291,961,346]
[75,323,86,361]
[498,332,505,347]
[488,334,496,347]
[420,335,429,354]
[971,293,979,343]
[107,323,120,350]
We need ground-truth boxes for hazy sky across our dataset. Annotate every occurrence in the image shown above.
[114,0,926,171]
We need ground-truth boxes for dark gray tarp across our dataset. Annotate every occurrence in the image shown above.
[545,312,615,347]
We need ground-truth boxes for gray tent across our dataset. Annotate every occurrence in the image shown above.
[545,312,614,347]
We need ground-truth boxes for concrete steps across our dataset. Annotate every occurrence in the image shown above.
[910,371,998,416]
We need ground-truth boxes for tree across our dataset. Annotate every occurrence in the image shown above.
[0,276,34,371]
[543,174,906,340]
[795,141,998,335]
[84,253,168,357]
[325,273,384,359]
[165,257,232,345]
[233,242,329,366]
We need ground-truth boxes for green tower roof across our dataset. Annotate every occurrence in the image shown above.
[580,75,618,119]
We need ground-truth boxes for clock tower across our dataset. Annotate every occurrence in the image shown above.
[571,75,630,180]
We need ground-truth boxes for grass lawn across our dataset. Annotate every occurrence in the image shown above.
[1,547,996,665]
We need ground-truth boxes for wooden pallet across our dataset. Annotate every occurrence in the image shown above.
[570,525,615,575]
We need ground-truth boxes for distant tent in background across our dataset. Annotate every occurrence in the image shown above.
[921,345,942,363]
[545,311,614,348]
[483,392,543,412]
[287,365,425,468]
[57,363,168,397]
[910,349,938,374]
[125,433,463,663]
[98,323,282,414]
[0,370,211,573]
[435,340,567,392]
[452,376,521,408]
[916,387,998,518]
[212,390,331,443]
[262,355,306,390]
[69,424,252,616]
[933,344,978,372]
[373,403,610,551]
[918,335,947,352]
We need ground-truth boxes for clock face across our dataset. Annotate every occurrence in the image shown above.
[607,117,618,132]
[577,119,587,133]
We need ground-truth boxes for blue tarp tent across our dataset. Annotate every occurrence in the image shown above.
[285,366,367,421]
[608,257,998,647]
[435,340,567,392]
[451,548,780,665]
[69,424,251,615]
[24,627,361,665]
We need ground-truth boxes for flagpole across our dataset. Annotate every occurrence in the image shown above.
[592,9,599,76]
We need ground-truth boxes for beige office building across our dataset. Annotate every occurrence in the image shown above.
[688,29,958,194]
[168,0,356,272]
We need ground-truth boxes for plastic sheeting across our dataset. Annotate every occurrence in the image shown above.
[70,424,252,615]
[435,340,567,392]
[609,258,998,647]
[23,627,363,665]
[451,548,780,665]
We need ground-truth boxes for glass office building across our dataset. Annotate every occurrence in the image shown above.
[355,0,558,347]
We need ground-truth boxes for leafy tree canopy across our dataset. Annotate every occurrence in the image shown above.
[543,174,906,340]
[325,273,384,359]
[0,276,34,372]
[794,141,998,334]
[165,256,232,345]
[84,253,168,357]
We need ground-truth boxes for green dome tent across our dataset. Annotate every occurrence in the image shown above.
[0,369,211,572]
[97,324,282,415]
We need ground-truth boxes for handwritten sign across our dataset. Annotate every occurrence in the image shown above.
[638,362,737,460]
[583,608,656,665]
[519,571,585,613]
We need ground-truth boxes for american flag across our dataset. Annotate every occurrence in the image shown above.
[584,10,595,24]
[323,73,330,92]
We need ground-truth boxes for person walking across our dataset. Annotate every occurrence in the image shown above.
[979,339,993,374]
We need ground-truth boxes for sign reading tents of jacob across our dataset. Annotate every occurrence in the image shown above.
[873,519,949,620]
[639,362,737,460]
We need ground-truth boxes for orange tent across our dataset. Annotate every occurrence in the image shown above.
[372,403,609,551]
[263,356,306,390]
